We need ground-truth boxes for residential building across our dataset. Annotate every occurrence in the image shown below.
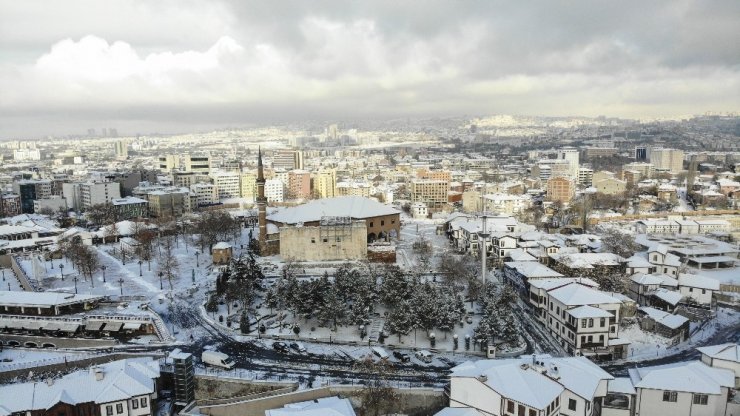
[623,162,655,180]
[111,196,148,219]
[272,149,303,170]
[313,168,337,199]
[183,154,211,173]
[0,358,160,416]
[410,179,449,210]
[628,361,734,416]
[79,182,122,210]
[13,148,41,161]
[650,148,684,173]
[336,181,372,198]
[0,193,21,217]
[266,396,356,416]
[147,188,190,218]
[546,176,575,203]
[287,170,311,199]
[697,343,740,388]
[210,171,241,200]
[594,177,627,195]
[578,167,594,186]
[240,172,257,201]
[541,281,625,357]
[447,355,613,416]
[33,196,68,214]
[190,183,219,206]
[13,179,52,213]
[558,147,580,178]
[265,178,285,203]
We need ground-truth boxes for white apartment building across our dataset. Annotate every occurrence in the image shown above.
[13,148,41,161]
[65,182,121,210]
[265,178,285,203]
[482,193,533,215]
[210,171,241,200]
[190,183,219,206]
[650,148,684,173]
[578,167,594,186]
[558,147,580,179]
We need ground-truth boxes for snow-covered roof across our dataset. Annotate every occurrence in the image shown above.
[450,355,612,408]
[433,408,484,416]
[630,273,665,285]
[504,262,563,278]
[638,307,689,329]
[652,288,684,306]
[696,343,740,363]
[626,255,652,269]
[0,291,105,308]
[265,396,356,416]
[608,378,636,395]
[548,283,621,306]
[678,273,720,291]
[0,358,159,416]
[506,249,537,262]
[529,277,599,291]
[213,242,232,250]
[268,196,400,224]
[629,361,733,395]
[567,305,613,319]
[549,252,625,269]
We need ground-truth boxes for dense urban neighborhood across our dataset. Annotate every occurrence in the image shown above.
[0,113,738,416]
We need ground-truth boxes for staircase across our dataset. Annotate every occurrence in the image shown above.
[151,313,176,342]
[368,318,385,343]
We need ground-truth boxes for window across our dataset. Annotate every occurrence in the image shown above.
[568,399,577,411]
[599,334,604,342]
[588,318,594,328]
[311,238,315,243]
[141,398,148,408]
[507,400,515,413]
[116,404,123,414]
[369,222,374,227]
[106,406,113,416]
[132,399,139,410]
[600,318,606,327]
[518,405,525,416]
[693,394,708,405]
[529,410,536,416]
[556,306,560,314]
[391,219,395,224]
[702,289,706,294]
[381,220,385,226]
[555,397,559,407]
[663,391,678,402]
[335,237,341,242]
[581,319,587,328]
[322,238,328,243]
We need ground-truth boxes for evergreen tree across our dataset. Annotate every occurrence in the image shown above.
[239,311,250,334]
[379,265,413,308]
[386,300,414,342]
[410,282,438,333]
[498,309,519,346]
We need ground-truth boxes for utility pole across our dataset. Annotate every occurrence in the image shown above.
[479,214,489,284]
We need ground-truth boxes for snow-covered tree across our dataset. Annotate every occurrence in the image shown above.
[379,265,413,308]
[386,300,414,342]
[601,228,640,258]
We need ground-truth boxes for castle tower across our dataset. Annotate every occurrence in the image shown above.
[256,148,267,252]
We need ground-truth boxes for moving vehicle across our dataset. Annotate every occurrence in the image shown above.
[201,351,235,369]
[290,342,306,353]
[273,341,290,353]
[392,351,411,363]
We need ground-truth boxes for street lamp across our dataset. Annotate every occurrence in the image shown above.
[195,251,200,267]
[101,265,107,283]
[118,278,124,295]
[138,260,143,276]
[159,271,163,290]
[59,264,64,281]
[73,276,78,294]
[50,258,54,269]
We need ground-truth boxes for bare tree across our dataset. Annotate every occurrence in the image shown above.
[157,236,179,290]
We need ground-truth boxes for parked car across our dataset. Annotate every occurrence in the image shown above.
[272,341,289,353]
[415,350,433,363]
[371,346,390,360]
[290,342,307,353]
[392,351,411,363]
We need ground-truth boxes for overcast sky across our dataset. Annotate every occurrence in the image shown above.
[1,0,738,138]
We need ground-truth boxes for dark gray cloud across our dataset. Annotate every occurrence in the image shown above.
[0,0,738,138]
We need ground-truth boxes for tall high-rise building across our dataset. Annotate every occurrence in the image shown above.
[650,148,684,173]
[287,170,311,199]
[557,147,580,179]
[114,140,128,160]
[635,146,648,161]
[256,149,268,252]
[313,169,337,199]
[272,149,303,170]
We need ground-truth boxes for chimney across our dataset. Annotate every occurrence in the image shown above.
[477,374,488,382]
[46,378,54,386]
[92,367,104,381]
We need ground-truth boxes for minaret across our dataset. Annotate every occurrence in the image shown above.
[256,147,267,252]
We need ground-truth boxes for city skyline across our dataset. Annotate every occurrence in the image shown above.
[0,0,739,138]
